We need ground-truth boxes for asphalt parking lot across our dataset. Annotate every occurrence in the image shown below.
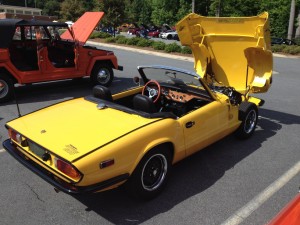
[0,43,299,225]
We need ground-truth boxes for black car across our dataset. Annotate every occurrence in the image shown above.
[271,37,297,46]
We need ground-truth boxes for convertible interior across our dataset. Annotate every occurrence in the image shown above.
[86,79,214,119]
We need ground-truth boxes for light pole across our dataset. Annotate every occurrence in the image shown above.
[192,0,195,13]
[287,0,296,39]
[216,0,222,17]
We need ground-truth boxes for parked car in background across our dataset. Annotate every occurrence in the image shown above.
[160,30,178,40]
[101,26,119,35]
[0,12,123,103]
[159,23,177,40]
[117,23,130,32]
[127,23,140,35]
[148,25,161,38]
[173,34,180,41]
[271,37,297,45]
[3,12,273,200]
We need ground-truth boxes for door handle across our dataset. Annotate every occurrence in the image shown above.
[185,121,195,128]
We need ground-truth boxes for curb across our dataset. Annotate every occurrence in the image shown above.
[87,40,300,60]
[87,41,193,62]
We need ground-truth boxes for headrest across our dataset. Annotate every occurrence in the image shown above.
[93,85,113,101]
[133,94,157,113]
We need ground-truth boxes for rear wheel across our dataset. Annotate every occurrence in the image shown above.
[235,102,258,139]
[0,74,14,103]
[125,147,172,200]
[91,63,114,87]
[167,34,172,40]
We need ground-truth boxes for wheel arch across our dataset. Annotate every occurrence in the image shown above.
[0,67,18,84]
[87,58,116,76]
[130,141,175,176]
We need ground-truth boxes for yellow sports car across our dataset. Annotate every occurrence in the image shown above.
[3,12,272,200]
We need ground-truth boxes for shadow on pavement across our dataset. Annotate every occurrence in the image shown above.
[73,108,299,225]
[0,76,135,107]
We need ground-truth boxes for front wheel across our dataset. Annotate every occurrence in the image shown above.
[235,102,258,139]
[125,147,172,200]
[91,63,114,87]
[167,34,172,40]
[0,74,14,103]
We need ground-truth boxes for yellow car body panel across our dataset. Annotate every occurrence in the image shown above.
[6,98,160,162]
[176,12,273,94]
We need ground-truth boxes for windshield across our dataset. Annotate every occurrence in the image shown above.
[138,65,202,87]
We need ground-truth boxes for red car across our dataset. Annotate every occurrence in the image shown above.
[268,193,300,225]
[0,12,122,103]
[127,23,140,35]
[148,26,161,38]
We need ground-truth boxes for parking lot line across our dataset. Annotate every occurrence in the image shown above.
[221,160,300,225]
[0,148,5,153]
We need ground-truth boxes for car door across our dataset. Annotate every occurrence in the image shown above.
[35,27,47,72]
[180,99,230,157]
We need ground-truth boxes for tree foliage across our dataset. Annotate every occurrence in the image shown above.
[2,0,300,38]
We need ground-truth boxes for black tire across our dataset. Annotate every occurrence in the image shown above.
[0,73,14,103]
[235,102,258,139]
[167,34,172,40]
[125,146,172,200]
[91,63,114,87]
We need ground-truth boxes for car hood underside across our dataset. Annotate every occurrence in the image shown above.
[6,98,160,162]
[176,12,273,94]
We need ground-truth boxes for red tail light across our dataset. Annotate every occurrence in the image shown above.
[54,158,81,180]
[8,128,23,144]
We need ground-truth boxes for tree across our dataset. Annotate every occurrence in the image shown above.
[260,0,291,37]
[177,0,192,21]
[43,0,61,17]
[99,0,126,27]
[151,0,179,25]
[194,0,211,15]
[60,0,86,21]
[209,0,260,16]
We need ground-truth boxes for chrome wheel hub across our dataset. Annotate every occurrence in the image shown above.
[97,69,109,83]
[244,109,257,134]
[0,79,8,98]
[141,153,168,191]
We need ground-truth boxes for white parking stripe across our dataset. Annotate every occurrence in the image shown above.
[221,160,300,225]
[0,149,5,153]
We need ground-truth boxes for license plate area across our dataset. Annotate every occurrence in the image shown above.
[28,141,45,159]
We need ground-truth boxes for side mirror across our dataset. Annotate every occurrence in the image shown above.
[133,76,140,85]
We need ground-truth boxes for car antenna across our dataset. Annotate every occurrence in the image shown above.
[12,85,21,117]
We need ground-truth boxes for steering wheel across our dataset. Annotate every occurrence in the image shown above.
[142,80,161,103]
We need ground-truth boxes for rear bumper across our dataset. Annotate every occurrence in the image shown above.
[117,65,123,71]
[3,139,129,194]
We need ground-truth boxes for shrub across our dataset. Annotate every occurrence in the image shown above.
[116,36,127,44]
[293,38,300,46]
[136,39,153,47]
[282,45,300,55]
[152,41,166,50]
[271,45,285,53]
[181,46,192,54]
[126,37,141,45]
[115,35,126,41]
[104,37,116,43]
[164,42,182,53]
